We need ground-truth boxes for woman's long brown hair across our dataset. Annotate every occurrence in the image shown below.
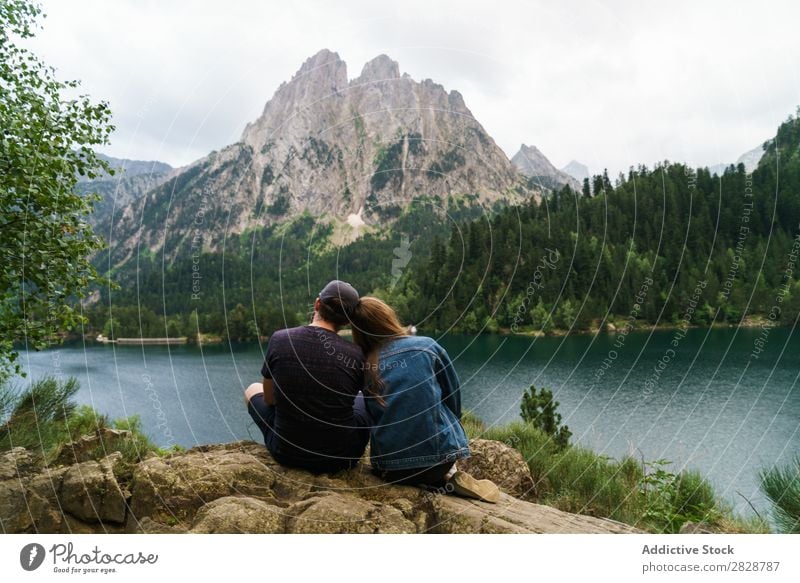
[351,297,408,402]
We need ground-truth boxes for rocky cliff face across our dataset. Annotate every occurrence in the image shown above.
[512,143,580,191]
[0,436,639,534]
[102,50,529,267]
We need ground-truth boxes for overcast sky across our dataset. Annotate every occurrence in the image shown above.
[26,0,800,177]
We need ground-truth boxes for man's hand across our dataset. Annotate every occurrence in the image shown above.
[262,377,276,405]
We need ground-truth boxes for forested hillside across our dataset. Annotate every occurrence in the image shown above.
[396,110,800,333]
[86,110,800,340]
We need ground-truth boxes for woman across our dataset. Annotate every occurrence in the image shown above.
[351,297,499,502]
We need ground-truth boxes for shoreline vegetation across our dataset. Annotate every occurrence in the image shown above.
[83,317,791,345]
[503,313,787,338]
[95,335,189,345]
[1,375,785,534]
[91,333,256,346]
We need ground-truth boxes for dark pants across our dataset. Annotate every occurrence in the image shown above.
[247,391,371,474]
[372,461,454,488]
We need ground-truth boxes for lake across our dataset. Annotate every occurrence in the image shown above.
[15,326,800,518]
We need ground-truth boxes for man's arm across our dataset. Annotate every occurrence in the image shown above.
[262,377,276,406]
[260,337,276,405]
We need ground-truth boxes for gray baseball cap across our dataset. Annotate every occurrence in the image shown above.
[319,280,360,313]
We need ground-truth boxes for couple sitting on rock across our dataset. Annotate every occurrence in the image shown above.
[244,280,500,503]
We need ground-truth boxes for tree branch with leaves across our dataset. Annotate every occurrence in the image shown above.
[1,0,114,378]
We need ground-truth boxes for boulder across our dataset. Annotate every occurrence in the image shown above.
[191,496,286,534]
[0,479,29,533]
[134,516,188,534]
[1,457,128,534]
[0,447,39,480]
[59,453,127,524]
[50,428,133,467]
[287,491,416,534]
[457,438,536,499]
[1,465,69,533]
[128,441,277,526]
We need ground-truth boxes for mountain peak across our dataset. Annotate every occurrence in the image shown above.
[519,143,542,154]
[242,49,348,143]
[512,144,580,190]
[357,54,400,82]
[297,49,344,72]
[289,49,348,91]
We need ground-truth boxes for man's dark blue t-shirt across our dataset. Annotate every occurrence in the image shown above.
[260,325,365,466]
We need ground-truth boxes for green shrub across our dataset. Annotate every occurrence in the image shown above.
[519,384,572,449]
[111,415,163,464]
[66,405,110,441]
[672,470,722,526]
[760,457,800,533]
[639,460,721,532]
[0,376,79,453]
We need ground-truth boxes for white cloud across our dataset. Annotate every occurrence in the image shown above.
[26,0,800,176]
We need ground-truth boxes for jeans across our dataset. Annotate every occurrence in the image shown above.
[247,391,371,474]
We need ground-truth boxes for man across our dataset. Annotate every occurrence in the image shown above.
[244,280,369,474]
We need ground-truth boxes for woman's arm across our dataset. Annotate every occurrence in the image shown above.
[434,344,462,419]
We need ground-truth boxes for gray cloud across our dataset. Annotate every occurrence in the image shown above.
[27,0,800,176]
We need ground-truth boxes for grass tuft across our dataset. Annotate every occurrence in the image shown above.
[760,457,800,533]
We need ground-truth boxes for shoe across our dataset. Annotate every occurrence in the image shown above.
[447,471,501,503]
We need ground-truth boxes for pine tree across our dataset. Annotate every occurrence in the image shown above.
[582,177,592,199]
[520,385,572,449]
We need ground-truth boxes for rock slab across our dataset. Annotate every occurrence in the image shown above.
[1,439,640,534]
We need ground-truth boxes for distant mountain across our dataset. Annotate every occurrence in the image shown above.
[101,49,530,268]
[561,160,590,183]
[511,144,580,191]
[77,153,172,183]
[707,144,765,176]
[77,155,175,229]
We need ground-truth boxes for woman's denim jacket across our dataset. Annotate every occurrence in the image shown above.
[365,336,470,470]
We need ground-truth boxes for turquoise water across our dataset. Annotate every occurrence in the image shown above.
[16,327,800,518]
